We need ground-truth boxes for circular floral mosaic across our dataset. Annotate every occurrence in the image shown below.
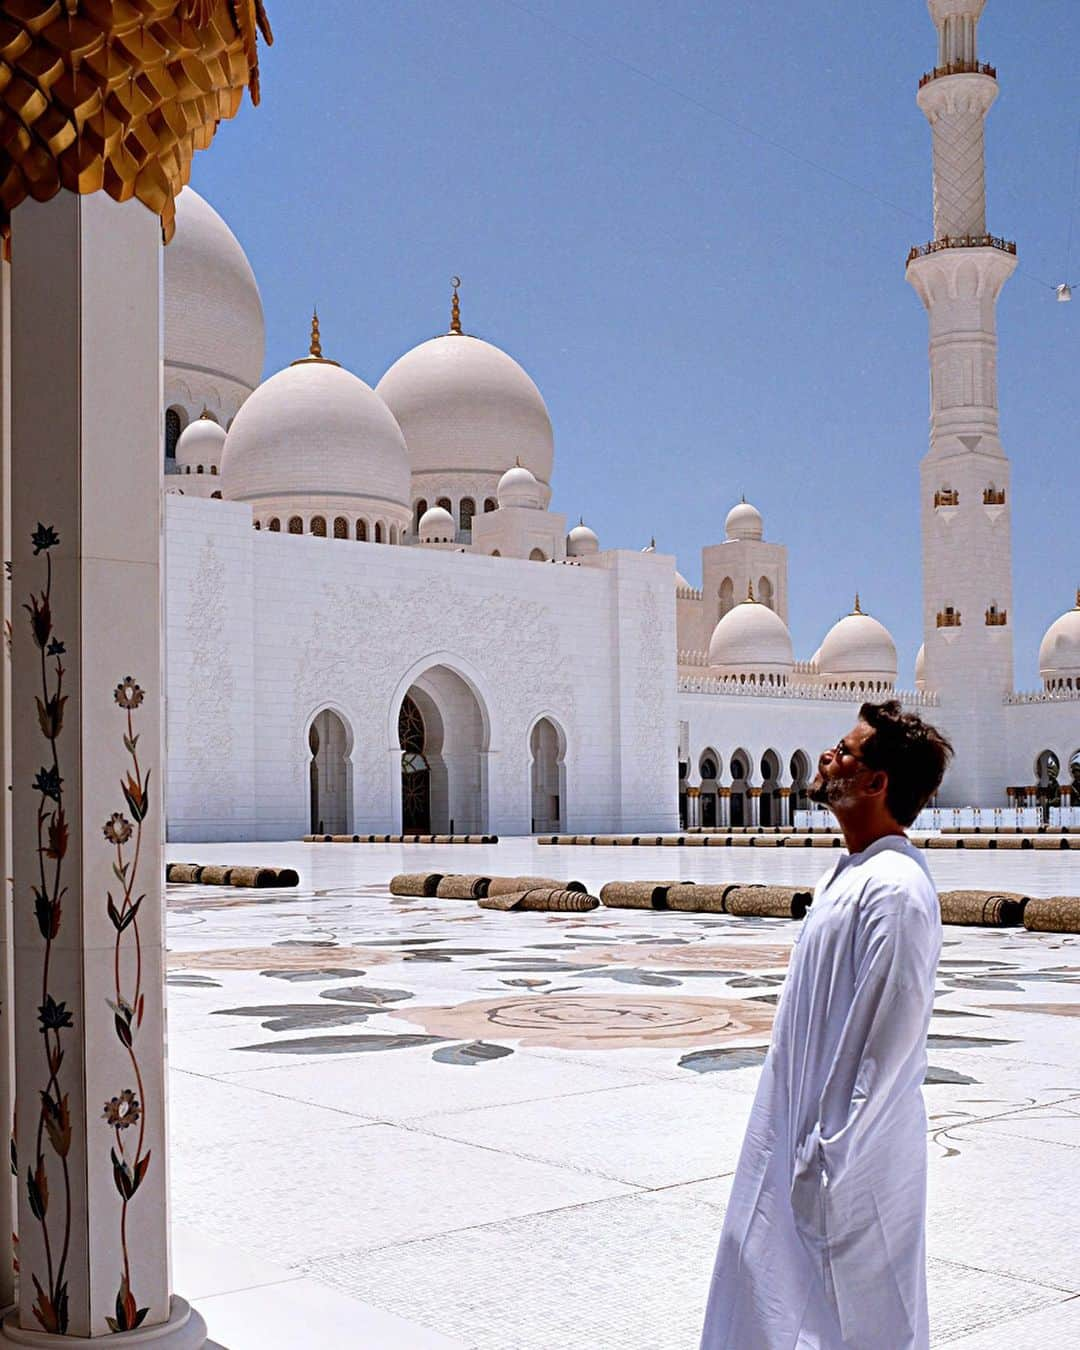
[397,993,775,1049]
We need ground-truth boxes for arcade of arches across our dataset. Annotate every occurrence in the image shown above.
[681,747,815,829]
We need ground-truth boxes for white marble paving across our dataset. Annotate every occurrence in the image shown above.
[165,839,1080,1347]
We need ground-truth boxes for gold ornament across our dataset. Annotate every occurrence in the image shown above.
[0,0,273,250]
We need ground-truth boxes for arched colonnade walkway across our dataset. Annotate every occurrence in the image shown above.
[681,746,815,829]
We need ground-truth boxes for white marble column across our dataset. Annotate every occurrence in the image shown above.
[777,787,791,828]
[0,254,15,1318]
[718,788,731,829]
[747,788,761,828]
[5,194,204,1345]
[685,786,700,830]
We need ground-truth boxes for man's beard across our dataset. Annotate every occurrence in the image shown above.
[807,774,861,813]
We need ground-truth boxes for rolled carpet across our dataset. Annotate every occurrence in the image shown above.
[389,872,444,897]
[486,875,586,896]
[599,880,682,910]
[1024,897,1080,933]
[938,890,1028,927]
[1033,837,1073,850]
[434,875,489,900]
[479,887,600,912]
[667,882,811,918]
[724,885,812,919]
[165,863,201,884]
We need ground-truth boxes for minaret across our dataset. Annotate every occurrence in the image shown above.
[906,0,1016,805]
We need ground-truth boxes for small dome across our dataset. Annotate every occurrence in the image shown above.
[914,643,927,691]
[567,521,599,557]
[725,499,763,542]
[165,187,265,394]
[1039,591,1080,687]
[221,335,411,511]
[176,415,226,470]
[817,598,897,686]
[708,596,794,677]
[418,505,456,542]
[376,331,553,487]
[497,461,544,509]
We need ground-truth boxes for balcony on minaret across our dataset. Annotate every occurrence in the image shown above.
[918,60,996,89]
[907,235,1016,267]
[983,483,1006,521]
[934,486,959,519]
[936,606,962,629]
[985,605,1007,627]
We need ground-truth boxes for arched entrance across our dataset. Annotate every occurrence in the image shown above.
[530,717,565,833]
[397,665,489,833]
[760,749,781,826]
[399,695,431,832]
[730,749,751,827]
[308,708,350,834]
[790,750,812,815]
[1035,748,1061,824]
[699,751,719,828]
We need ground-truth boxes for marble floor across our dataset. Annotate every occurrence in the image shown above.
[165,839,1080,1349]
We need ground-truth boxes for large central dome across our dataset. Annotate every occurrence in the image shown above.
[376,333,554,488]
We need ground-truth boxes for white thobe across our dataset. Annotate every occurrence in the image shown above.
[701,836,941,1350]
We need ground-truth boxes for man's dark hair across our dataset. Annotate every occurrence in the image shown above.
[858,700,954,827]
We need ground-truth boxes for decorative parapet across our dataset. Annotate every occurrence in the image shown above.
[985,607,1007,626]
[906,234,1017,266]
[983,487,1006,505]
[934,487,959,508]
[677,649,708,667]
[792,659,818,676]
[677,676,938,707]
[676,584,703,600]
[0,1,273,246]
[918,60,996,88]
[936,608,962,628]
[1005,688,1080,705]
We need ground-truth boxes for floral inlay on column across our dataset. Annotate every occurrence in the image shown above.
[102,675,152,1333]
[24,522,72,1335]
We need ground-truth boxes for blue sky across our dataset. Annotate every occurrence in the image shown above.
[190,0,1080,687]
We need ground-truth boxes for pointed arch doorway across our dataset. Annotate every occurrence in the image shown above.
[308,708,351,834]
[530,717,565,833]
[396,666,489,833]
[399,695,432,833]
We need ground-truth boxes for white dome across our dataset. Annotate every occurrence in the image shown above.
[567,522,599,557]
[708,598,794,677]
[1039,593,1080,687]
[817,600,897,686]
[915,643,927,691]
[497,462,544,509]
[725,500,763,542]
[418,505,456,542]
[376,333,553,487]
[221,355,411,509]
[165,188,265,395]
[176,415,226,470]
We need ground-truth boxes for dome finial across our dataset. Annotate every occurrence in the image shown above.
[747,578,755,603]
[450,276,463,335]
[199,405,212,420]
[853,592,863,615]
[309,307,323,359]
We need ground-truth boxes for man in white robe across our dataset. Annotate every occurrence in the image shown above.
[701,700,953,1350]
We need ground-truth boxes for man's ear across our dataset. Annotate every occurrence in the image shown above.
[867,769,889,799]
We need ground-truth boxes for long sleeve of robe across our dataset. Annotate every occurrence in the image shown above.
[700,836,941,1350]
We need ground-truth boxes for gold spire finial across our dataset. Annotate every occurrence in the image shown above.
[747,578,755,603]
[450,276,462,335]
[199,405,212,420]
[310,307,322,359]
[853,592,863,615]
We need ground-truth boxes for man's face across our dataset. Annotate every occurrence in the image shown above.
[807,721,876,813]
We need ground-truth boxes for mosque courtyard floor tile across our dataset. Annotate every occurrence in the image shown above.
[165,839,1080,1349]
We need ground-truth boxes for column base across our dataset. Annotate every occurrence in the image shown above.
[1,1298,205,1347]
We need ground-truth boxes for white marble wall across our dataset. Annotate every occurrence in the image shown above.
[164,500,679,839]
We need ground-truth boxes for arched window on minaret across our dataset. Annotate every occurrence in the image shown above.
[758,576,774,611]
[719,577,735,617]
[164,406,184,463]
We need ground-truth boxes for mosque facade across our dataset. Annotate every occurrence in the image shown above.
[162,0,1080,841]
